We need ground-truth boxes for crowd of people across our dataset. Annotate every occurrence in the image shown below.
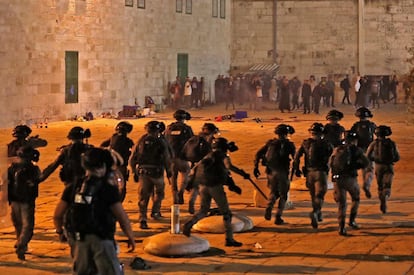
[6,105,400,273]
[167,73,410,115]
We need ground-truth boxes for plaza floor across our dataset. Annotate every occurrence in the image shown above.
[0,102,413,274]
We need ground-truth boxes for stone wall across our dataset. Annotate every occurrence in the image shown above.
[0,0,231,128]
[231,0,414,80]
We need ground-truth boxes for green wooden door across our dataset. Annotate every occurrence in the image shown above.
[177,53,188,84]
[65,51,79,104]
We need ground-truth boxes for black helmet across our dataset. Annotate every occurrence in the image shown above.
[274,124,295,135]
[326,109,344,121]
[17,146,40,162]
[81,147,114,170]
[12,125,32,138]
[355,107,373,118]
[116,121,133,134]
[374,125,392,137]
[67,127,91,140]
[158,121,166,133]
[173,109,191,121]
[308,123,324,134]
[202,123,219,134]
[344,130,359,141]
[145,121,161,133]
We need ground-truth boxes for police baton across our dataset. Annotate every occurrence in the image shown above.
[246,177,268,201]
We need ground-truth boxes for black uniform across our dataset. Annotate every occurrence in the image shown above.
[366,126,400,214]
[101,131,134,201]
[324,123,345,148]
[165,112,194,204]
[7,147,41,260]
[183,138,242,247]
[330,134,369,236]
[293,124,333,229]
[351,112,377,198]
[130,121,172,229]
[254,134,296,224]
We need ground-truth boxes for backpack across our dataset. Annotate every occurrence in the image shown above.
[306,139,331,168]
[136,135,164,166]
[352,121,375,149]
[330,144,353,175]
[181,135,211,163]
[8,163,40,202]
[324,124,344,148]
[69,178,114,240]
[59,143,90,183]
[108,134,133,165]
[264,139,291,169]
[166,122,193,157]
[373,138,399,164]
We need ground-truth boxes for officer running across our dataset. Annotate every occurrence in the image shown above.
[293,123,333,229]
[366,125,400,214]
[182,137,243,247]
[253,124,296,225]
[130,121,172,229]
[165,109,194,204]
[101,121,134,202]
[330,131,370,236]
[183,122,219,214]
[350,107,377,199]
[323,109,346,148]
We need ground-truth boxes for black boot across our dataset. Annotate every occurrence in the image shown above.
[338,221,347,236]
[140,220,149,229]
[225,238,242,247]
[317,211,323,222]
[380,198,387,214]
[348,213,360,229]
[363,186,372,199]
[309,212,318,229]
[188,202,195,214]
[264,207,272,221]
[182,222,192,237]
[274,215,284,225]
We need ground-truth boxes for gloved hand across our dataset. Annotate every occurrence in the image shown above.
[295,169,302,178]
[229,184,242,195]
[253,167,261,178]
[241,170,250,179]
[133,173,139,182]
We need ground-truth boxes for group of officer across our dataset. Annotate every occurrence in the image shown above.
[6,106,400,270]
[254,107,400,236]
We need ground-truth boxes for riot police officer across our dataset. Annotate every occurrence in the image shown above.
[183,122,219,214]
[330,131,369,236]
[7,125,47,158]
[41,126,92,186]
[101,121,134,202]
[351,107,377,198]
[366,125,400,214]
[253,124,296,225]
[293,123,333,229]
[182,137,242,247]
[165,109,194,204]
[130,121,172,229]
[54,147,135,274]
[324,109,346,148]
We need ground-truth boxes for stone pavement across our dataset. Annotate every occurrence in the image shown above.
[0,103,414,274]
